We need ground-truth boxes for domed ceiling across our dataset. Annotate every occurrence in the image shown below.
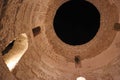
[0,0,120,80]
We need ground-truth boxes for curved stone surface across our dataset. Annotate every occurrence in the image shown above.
[0,0,120,80]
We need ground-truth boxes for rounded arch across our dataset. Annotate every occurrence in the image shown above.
[3,33,28,71]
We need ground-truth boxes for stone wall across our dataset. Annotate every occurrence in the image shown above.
[0,0,120,80]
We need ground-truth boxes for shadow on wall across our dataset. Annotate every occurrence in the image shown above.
[2,33,28,71]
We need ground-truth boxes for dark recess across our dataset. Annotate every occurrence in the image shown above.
[114,23,120,31]
[2,40,15,55]
[32,26,41,37]
[75,56,80,64]
[53,0,100,45]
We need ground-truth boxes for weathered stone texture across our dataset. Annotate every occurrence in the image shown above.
[0,0,120,80]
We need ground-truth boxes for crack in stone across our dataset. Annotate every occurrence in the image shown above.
[0,0,9,23]
[13,7,20,24]
[0,0,9,18]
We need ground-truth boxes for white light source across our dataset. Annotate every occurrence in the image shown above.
[77,77,86,80]
[3,33,28,71]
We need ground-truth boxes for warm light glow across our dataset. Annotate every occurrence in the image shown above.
[3,33,28,71]
[77,77,86,80]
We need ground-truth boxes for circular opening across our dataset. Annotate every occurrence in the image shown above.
[76,77,86,80]
[53,0,100,45]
